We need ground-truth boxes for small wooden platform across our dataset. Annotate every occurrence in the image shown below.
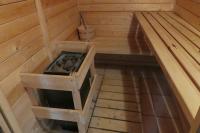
[88,66,186,133]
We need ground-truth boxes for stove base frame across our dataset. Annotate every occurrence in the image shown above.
[20,42,101,133]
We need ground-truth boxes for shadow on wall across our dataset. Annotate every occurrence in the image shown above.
[128,14,151,55]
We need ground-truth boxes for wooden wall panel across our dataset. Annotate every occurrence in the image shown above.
[78,0,174,54]
[0,0,46,132]
[82,12,138,54]
[79,0,175,38]
[42,0,80,42]
[82,12,136,38]
[175,0,200,31]
[0,0,81,132]
[78,0,175,11]
[0,0,25,5]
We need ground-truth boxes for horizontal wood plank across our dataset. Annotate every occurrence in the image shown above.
[103,79,133,87]
[93,107,142,122]
[79,0,173,4]
[79,4,174,11]
[88,128,118,133]
[20,73,75,91]
[32,106,81,122]
[101,85,135,94]
[96,99,139,112]
[90,117,142,132]
[0,0,36,25]
[175,5,200,31]
[99,92,137,102]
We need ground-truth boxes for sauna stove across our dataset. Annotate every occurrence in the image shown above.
[39,51,92,131]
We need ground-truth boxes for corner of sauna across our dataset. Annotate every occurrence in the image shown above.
[0,0,200,133]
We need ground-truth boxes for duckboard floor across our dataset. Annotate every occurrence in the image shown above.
[87,65,187,133]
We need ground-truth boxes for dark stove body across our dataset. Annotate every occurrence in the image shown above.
[38,51,91,131]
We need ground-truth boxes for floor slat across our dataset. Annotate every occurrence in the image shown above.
[90,117,142,133]
[101,85,135,94]
[104,73,132,81]
[89,65,184,133]
[98,92,137,102]
[88,128,119,133]
[93,107,142,122]
[103,79,133,87]
[96,99,139,112]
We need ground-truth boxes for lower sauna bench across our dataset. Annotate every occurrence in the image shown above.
[87,65,188,133]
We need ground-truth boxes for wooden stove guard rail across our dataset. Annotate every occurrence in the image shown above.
[136,12,200,133]
[19,42,99,133]
[20,44,96,91]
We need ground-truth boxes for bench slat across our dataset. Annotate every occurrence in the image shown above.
[159,13,200,53]
[136,12,200,124]
[155,13,200,65]
[165,12,200,38]
[147,12,200,90]
[159,12,200,49]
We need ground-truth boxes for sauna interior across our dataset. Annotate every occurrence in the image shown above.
[0,0,200,133]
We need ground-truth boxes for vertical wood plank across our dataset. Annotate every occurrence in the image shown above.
[0,91,22,133]
[189,109,200,133]
[35,0,53,61]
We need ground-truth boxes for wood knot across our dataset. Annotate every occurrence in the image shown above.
[172,43,176,48]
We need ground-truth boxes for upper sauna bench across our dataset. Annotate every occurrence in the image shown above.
[136,12,200,129]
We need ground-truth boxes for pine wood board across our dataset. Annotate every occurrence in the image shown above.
[101,85,135,94]
[158,13,200,62]
[99,92,137,103]
[0,0,36,25]
[78,0,173,4]
[90,117,142,133]
[159,12,200,48]
[0,38,44,81]
[47,7,79,40]
[103,79,133,87]
[82,12,133,25]
[93,107,142,122]
[88,128,118,133]
[43,0,76,18]
[166,12,200,36]
[176,0,200,17]
[0,12,39,44]
[91,36,152,55]
[96,99,139,112]
[79,4,174,11]
[0,25,42,63]
[175,5,200,31]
